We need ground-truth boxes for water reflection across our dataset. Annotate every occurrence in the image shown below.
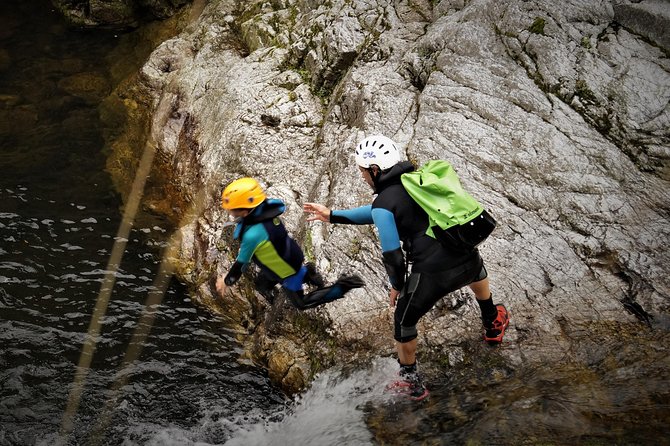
[0,1,285,444]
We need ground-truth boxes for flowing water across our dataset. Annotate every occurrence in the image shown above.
[2,2,670,446]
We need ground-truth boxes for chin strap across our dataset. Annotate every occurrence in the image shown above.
[370,167,382,192]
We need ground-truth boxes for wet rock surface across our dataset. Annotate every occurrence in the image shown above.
[106,0,670,393]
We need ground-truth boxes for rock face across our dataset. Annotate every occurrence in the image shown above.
[108,0,670,393]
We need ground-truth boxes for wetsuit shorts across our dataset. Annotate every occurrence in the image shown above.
[394,252,487,343]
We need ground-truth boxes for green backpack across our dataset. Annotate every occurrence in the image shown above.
[400,160,496,250]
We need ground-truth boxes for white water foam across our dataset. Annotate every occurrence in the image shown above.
[123,357,401,446]
[221,357,399,446]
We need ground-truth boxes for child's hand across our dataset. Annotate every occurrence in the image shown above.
[215,276,227,298]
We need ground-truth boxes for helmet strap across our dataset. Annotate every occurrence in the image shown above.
[367,165,382,189]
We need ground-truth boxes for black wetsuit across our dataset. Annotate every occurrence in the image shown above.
[331,162,486,342]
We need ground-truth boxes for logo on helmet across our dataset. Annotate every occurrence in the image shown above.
[362,151,376,159]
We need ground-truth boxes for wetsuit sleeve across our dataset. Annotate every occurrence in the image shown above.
[224,261,246,286]
[236,225,268,262]
[224,225,267,286]
[371,207,406,290]
[330,205,373,224]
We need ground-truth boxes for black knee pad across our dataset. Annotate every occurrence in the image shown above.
[474,264,488,282]
[394,324,418,343]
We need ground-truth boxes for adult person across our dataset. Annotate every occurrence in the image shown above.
[303,135,509,400]
[216,177,364,310]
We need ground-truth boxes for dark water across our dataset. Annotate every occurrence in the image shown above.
[3,2,670,446]
[0,2,285,445]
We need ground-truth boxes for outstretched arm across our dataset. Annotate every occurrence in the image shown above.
[215,260,247,299]
[304,202,374,225]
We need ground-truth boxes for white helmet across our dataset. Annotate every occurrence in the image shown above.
[354,135,401,170]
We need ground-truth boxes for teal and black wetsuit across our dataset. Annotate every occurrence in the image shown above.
[224,199,363,309]
[330,161,486,341]
[224,199,304,288]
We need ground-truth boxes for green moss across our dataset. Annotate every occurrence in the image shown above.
[296,67,311,84]
[575,79,597,104]
[288,4,298,27]
[348,237,363,258]
[236,1,263,25]
[268,11,282,33]
[417,45,434,59]
[291,311,339,377]
[302,229,314,261]
[528,17,546,35]
[580,35,592,49]
[314,85,332,103]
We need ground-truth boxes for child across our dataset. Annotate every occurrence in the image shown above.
[215,177,364,309]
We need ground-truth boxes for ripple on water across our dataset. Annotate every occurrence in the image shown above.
[0,3,289,445]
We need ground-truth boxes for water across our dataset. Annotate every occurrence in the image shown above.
[0,2,284,445]
[2,2,670,446]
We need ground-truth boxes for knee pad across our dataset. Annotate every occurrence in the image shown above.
[394,324,418,343]
[474,264,488,281]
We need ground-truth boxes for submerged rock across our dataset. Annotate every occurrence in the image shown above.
[58,72,111,102]
[106,0,670,394]
[51,0,192,29]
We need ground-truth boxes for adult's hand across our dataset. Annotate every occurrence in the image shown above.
[389,287,400,307]
[303,202,331,222]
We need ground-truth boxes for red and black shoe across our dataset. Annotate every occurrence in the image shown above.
[385,373,430,401]
[484,304,510,345]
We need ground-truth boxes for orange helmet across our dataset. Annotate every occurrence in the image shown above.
[221,177,266,210]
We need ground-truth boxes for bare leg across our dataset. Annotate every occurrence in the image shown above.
[396,338,417,365]
[469,277,491,300]
[394,338,429,400]
[394,280,490,366]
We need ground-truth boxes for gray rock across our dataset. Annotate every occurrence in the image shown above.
[614,0,670,50]
[108,0,670,392]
